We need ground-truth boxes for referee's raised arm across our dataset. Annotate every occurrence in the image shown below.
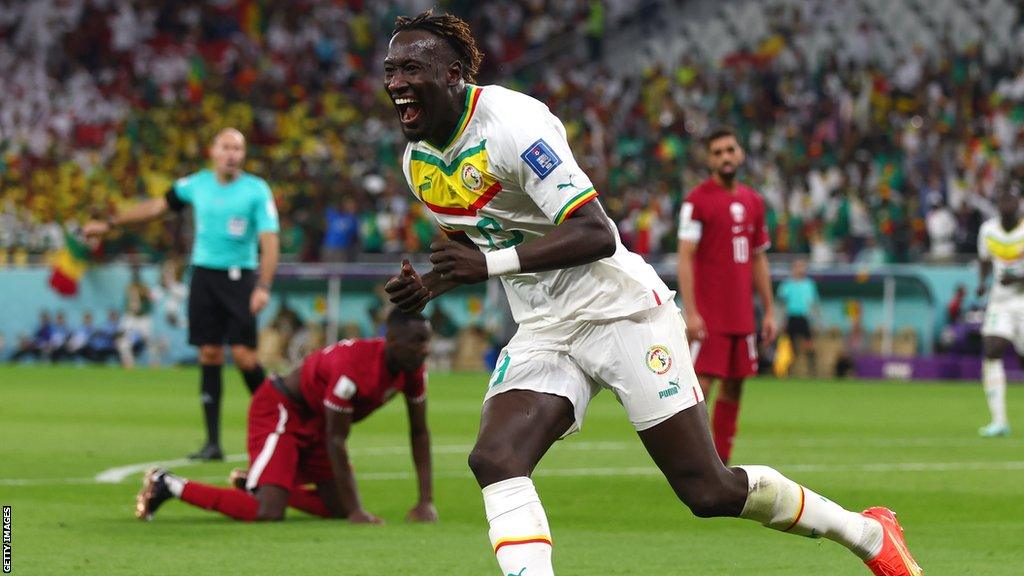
[83,127,281,461]
[82,193,171,237]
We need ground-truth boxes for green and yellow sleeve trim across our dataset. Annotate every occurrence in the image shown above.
[553,187,598,224]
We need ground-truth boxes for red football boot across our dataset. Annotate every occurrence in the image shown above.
[862,507,923,576]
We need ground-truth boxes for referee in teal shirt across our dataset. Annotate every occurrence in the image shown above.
[85,128,280,461]
[776,258,820,355]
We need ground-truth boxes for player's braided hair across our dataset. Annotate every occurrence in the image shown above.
[393,10,483,83]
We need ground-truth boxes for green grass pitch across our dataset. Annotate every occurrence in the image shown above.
[2,366,1022,575]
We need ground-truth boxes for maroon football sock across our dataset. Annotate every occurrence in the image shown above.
[712,397,740,465]
[181,482,259,521]
[289,486,334,518]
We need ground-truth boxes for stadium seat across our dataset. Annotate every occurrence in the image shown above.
[814,327,848,378]
[894,328,919,358]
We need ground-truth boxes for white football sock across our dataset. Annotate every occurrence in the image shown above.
[983,359,1008,426]
[482,477,553,576]
[162,472,185,497]
[737,465,883,561]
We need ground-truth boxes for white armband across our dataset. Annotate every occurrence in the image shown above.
[677,202,703,241]
[485,247,521,277]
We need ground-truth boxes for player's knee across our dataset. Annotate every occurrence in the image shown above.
[467,447,499,479]
[254,499,287,521]
[255,509,285,522]
[231,346,257,370]
[675,472,746,518]
[468,445,522,484]
[983,345,1005,360]
[199,346,224,365]
[235,355,257,372]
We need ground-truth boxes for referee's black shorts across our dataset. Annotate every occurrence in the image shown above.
[188,266,258,348]
[785,315,813,342]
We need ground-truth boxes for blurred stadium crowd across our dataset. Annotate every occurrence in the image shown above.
[1,0,1022,265]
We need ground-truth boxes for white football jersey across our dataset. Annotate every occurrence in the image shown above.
[401,84,670,327]
[978,217,1024,305]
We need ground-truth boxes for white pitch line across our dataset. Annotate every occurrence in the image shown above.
[8,437,1024,486]
[3,460,1023,487]
[741,437,1024,448]
[145,460,1024,481]
[90,441,635,483]
[94,454,249,483]
[0,477,97,486]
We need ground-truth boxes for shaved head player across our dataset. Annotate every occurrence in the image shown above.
[85,128,280,461]
[382,10,921,576]
[134,309,436,524]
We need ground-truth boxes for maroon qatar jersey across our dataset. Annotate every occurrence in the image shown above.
[299,338,426,422]
[677,178,769,334]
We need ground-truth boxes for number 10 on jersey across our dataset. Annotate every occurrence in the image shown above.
[732,236,749,263]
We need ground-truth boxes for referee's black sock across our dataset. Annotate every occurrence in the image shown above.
[200,364,223,447]
[240,364,266,395]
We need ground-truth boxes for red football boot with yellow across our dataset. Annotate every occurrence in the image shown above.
[862,507,923,576]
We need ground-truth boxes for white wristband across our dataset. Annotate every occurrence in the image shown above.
[485,247,521,277]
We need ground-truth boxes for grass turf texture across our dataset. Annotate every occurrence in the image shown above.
[2,366,1022,575]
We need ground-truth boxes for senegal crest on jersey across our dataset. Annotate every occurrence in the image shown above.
[461,163,484,191]
[409,141,502,216]
[405,85,502,217]
[646,345,673,375]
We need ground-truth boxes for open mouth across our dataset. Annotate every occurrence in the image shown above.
[394,97,422,126]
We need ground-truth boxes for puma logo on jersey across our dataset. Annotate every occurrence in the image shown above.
[658,379,680,399]
[556,175,579,191]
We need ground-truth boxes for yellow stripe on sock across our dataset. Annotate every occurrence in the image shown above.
[493,535,553,553]
[782,486,806,532]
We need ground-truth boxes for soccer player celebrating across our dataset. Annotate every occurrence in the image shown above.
[383,11,921,576]
[134,309,436,523]
[676,128,778,464]
[84,129,279,461]
[975,188,1022,437]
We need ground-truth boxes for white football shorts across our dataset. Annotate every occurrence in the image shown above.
[982,300,1024,353]
[483,302,704,436]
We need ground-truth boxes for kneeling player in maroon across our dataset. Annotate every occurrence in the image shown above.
[135,309,436,523]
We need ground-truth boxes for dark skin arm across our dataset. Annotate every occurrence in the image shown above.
[324,409,382,524]
[386,232,474,312]
[405,398,437,522]
[386,201,616,312]
[978,260,992,296]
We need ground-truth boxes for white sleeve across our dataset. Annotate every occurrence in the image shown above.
[977,225,990,261]
[490,109,597,224]
[677,201,702,242]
